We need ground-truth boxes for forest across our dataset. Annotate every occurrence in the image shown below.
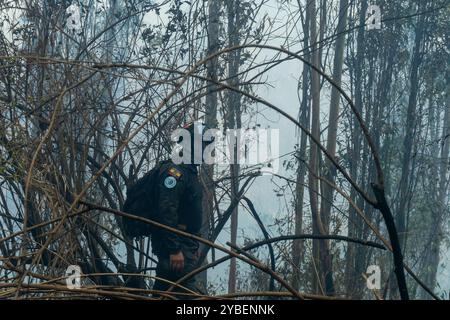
[0,0,449,300]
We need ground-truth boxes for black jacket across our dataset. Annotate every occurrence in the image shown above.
[151,160,203,256]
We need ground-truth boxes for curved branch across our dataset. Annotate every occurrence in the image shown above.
[242,196,276,291]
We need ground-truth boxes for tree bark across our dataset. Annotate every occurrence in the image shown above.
[425,81,450,297]
[317,0,351,297]
[344,0,367,297]
[226,0,241,294]
[292,3,311,291]
[307,0,334,295]
[396,1,427,253]
[198,0,221,294]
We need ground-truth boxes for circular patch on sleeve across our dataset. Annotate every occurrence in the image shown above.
[164,176,177,189]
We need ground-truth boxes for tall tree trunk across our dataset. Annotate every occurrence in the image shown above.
[198,0,221,294]
[344,0,367,297]
[425,82,450,298]
[317,0,350,296]
[319,0,348,251]
[396,1,426,252]
[391,1,427,299]
[292,4,311,291]
[307,0,333,295]
[226,0,241,294]
[307,0,321,294]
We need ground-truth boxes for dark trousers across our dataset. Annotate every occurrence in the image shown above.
[152,247,200,300]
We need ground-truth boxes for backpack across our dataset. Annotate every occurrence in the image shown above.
[122,163,165,238]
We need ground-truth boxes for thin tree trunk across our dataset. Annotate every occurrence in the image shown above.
[389,2,427,299]
[292,4,311,291]
[396,2,426,253]
[425,83,450,298]
[226,0,241,294]
[198,0,221,294]
[317,0,350,297]
[307,0,334,295]
[344,0,367,297]
[319,0,348,251]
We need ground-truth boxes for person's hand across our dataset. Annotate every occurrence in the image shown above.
[169,251,184,272]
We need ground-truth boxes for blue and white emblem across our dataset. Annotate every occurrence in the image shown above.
[164,176,177,189]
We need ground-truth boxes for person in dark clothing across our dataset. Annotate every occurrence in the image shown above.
[151,122,213,299]
[151,161,203,297]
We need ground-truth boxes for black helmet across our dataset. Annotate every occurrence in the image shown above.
[179,121,214,143]
[175,121,215,165]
